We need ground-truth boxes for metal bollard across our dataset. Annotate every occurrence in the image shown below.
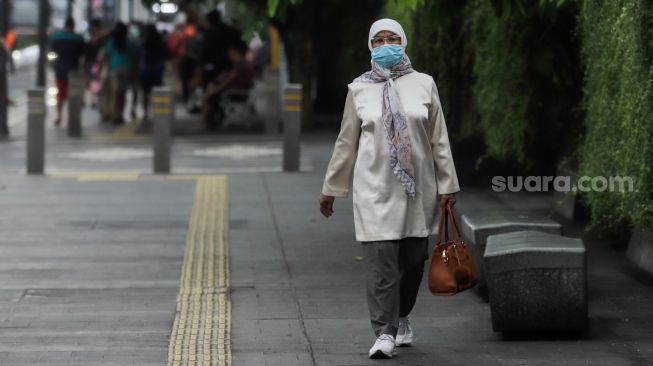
[282,84,302,172]
[26,89,46,174]
[152,87,173,174]
[67,70,83,137]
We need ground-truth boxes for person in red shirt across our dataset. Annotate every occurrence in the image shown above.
[5,28,17,73]
[167,23,185,97]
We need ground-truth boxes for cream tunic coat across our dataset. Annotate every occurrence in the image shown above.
[321,71,460,242]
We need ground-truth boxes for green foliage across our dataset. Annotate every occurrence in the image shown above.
[395,0,582,171]
[267,0,280,17]
[395,0,478,142]
[388,0,653,230]
[384,0,415,43]
[578,0,653,230]
[266,0,302,18]
[489,0,571,17]
[386,0,423,12]
[231,2,267,42]
[469,0,531,165]
[472,0,584,170]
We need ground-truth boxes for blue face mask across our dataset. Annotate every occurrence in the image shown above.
[371,44,404,69]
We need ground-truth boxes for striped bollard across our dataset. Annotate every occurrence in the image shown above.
[26,89,46,174]
[152,87,173,174]
[282,84,302,172]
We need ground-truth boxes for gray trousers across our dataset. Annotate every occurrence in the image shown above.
[361,237,429,337]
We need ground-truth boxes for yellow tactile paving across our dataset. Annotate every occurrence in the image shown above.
[50,173,232,365]
[167,176,231,366]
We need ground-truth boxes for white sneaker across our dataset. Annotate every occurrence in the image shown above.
[395,316,414,347]
[368,334,396,359]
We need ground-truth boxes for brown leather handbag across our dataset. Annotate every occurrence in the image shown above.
[428,203,479,296]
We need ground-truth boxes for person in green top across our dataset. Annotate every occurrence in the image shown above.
[103,22,137,124]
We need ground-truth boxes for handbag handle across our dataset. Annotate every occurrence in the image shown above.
[446,204,463,242]
[437,203,449,244]
[436,202,463,244]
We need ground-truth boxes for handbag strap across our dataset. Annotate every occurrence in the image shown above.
[437,202,449,244]
[437,202,463,244]
[446,204,463,242]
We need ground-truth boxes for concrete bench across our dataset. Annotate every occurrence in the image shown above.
[460,211,562,297]
[484,230,587,333]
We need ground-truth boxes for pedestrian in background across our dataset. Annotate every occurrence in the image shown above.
[85,19,110,110]
[179,20,202,105]
[201,10,241,93]
[138,24,170,122]
[127,21,144,121]
[49,18,86,126]
[103,22,137,124]
[167,22,186,97]
[202,42,254,130]
[319,18,460,359]
[5,27,17,73]
[1,36,14,107]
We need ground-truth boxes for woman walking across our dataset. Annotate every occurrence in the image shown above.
[319,18,460,359]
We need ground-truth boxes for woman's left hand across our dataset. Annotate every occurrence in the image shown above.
[440,193,456,207]
[319,194,335,218]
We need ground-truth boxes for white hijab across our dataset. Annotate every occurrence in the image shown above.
[367,18,408,51]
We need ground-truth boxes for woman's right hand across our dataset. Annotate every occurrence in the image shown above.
[319,194,335,218]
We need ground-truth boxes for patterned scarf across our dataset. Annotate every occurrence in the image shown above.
[353,55,416,197]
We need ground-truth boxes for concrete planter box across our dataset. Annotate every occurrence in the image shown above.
[485,231,588,333]
[460,211,562,299]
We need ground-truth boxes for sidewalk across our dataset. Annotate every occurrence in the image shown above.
[0,68,653,366]
[228,154,653,366]
[1,91,652,365]
[0,174,194,364]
